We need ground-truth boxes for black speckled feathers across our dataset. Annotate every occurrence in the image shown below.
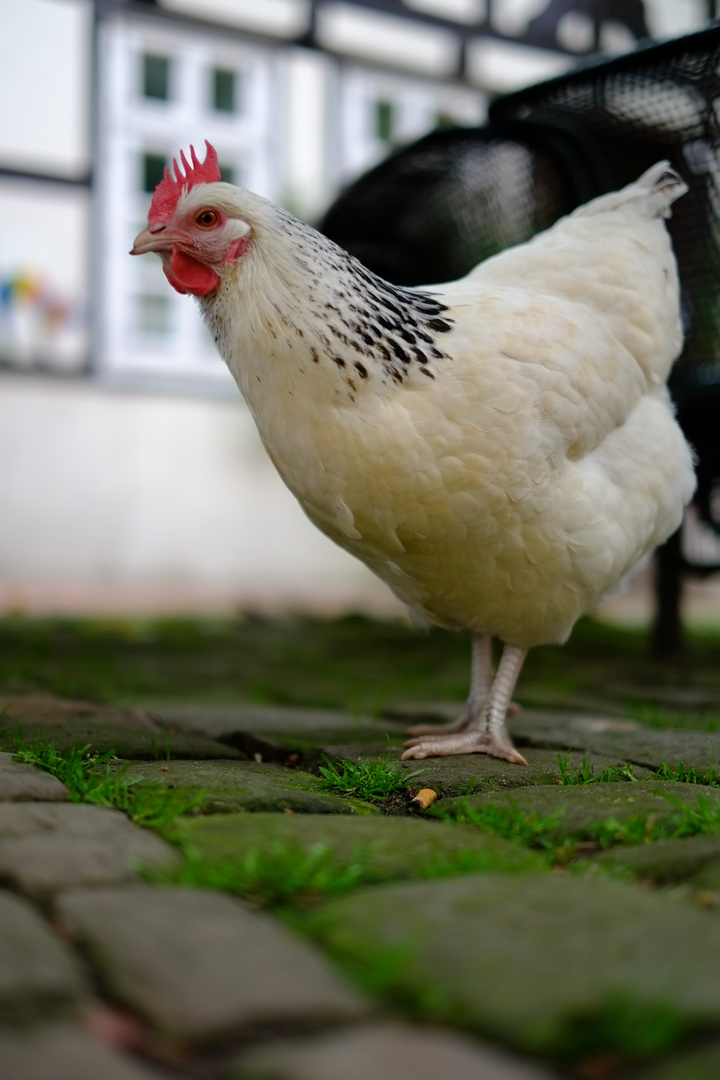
[278,209,455,388]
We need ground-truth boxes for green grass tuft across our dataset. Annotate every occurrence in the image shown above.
[437,789,720,860]
[11,733,202,828]
[557,752,639,785]
[435,798,563,852]
[557,752,720,788]
[653,760,720,786]
[147,841,367,905]
[584,800,720,851]
[316,753,423,802]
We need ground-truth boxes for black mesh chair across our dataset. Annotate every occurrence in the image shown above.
[319,24,720,654]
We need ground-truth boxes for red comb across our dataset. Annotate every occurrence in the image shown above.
[148,141,221,226]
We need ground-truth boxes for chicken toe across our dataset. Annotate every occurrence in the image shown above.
[401,730,528,764]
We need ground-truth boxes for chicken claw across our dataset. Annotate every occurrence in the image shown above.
[401,731,528,765]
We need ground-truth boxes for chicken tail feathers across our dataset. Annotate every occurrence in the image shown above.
[636,161,689,218]
[574,161,688,221]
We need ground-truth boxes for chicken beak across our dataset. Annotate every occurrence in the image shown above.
[130,226,173,256]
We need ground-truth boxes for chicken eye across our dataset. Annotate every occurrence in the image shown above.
[196,210,219,227]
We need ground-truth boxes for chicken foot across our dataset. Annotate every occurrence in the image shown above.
[401,640,528,764]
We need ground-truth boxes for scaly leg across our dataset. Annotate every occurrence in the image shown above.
[401,642,528,764]
[405,633,493,736]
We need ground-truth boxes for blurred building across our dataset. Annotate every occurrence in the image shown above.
[0,0,717,615]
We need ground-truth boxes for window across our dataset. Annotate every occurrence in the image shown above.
[218,162,235,185]
[212,67,237,113]
[142,53,171,101]
[142,153,166,194]
[137,295,171,336]
[374,99,395,142]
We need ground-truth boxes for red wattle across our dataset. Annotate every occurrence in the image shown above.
[165,248,220,296]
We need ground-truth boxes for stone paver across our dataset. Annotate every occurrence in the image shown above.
[1,720,245,760]
[0,803,180,900]
[174,811,545,880]
[0,801,127,839]
[115,759,377,814]
[509,712,720,771]
[508,709,646,747]
[0,889,88,1024]
[578,728,720,771]
[5,683,720,1076]
[56,885,364,1041]
[0,692,144,729]
[438,780,720,842]
[0,1025,169,1080]
[592,834,720,884]
[154,702,398,742]
[228,1022,560,1079]
[0,752,69,802]
[147,702,409,763]
[298,872,720,1054]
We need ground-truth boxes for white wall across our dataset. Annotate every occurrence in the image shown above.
[0,376,404,616]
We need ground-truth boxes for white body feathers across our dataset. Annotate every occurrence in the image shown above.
[197,163,696,649]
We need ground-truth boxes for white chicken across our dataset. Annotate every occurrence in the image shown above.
[131,143,695,765]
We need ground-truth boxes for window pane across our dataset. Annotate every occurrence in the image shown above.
[218,162,234,185]
[375,100,394,142]
[142,153,166,194]
[137,294,171,335]
[212,67,235,112]
[143,54,170,100]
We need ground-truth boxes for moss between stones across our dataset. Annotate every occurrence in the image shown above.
[296,873,720,1060]
[437,781,720,847]
[172,812,545,883]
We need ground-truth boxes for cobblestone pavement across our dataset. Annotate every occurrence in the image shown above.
[2,692,720,1078]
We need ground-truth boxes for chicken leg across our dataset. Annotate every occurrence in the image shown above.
[401,638,528,764]
[405,633,494,737]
